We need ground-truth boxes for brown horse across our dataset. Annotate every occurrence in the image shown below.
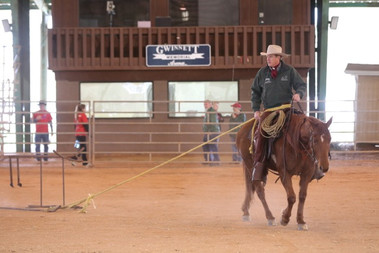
[236,111,332,230]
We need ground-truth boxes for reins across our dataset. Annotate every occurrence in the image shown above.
[278,101,304,183]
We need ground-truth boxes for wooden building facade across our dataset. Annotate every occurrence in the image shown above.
[48,0,316,155]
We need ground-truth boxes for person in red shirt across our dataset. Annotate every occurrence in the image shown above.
[72,104,89,166]
[32,100,53,162]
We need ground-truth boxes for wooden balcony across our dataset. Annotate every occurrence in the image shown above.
[48,25,315,71]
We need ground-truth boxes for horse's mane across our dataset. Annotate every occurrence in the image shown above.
[285,114,329,153]
[307,116,330,135]
[285,113,308,152]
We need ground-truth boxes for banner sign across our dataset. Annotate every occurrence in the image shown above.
[146,44,211,67]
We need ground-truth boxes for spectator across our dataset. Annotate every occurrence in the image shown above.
[202,100,220,165]
[212,101,224,130]
[229,102,246,162]
[71,104,90,167]
[32,100,53,162]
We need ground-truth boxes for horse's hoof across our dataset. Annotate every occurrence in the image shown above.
[280,218,289,226]
[242,215,251,222]
[267,219,277,226]
[297,223,308,231]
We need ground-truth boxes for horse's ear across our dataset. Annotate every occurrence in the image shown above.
[326,117,333,128]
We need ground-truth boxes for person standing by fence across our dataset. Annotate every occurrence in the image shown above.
[71,104,89,167]
[229,102,246,162]
[202,100,220,166]
[32,100,53,162]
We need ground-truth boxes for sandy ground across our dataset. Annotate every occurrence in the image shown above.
[0,156,378,253]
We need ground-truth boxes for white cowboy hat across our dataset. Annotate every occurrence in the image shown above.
[260,45,290,57]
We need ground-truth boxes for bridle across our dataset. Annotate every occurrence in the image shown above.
[298,120,332,177]
[280,102,330,181]
[300,128,319,168]
[272,101,331,183]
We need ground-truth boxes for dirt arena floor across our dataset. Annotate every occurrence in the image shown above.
[0,155,378,253]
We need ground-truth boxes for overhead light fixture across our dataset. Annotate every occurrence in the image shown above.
[106,1,115,15]
[329,16,339,30]
[2,19,12,32]
[179,4,189,21]
[106,1,116,27]
[179,4,187,11]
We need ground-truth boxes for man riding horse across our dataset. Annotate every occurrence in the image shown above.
[251,44,324,183]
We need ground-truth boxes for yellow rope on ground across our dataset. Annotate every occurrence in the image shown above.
[63,116,256,213]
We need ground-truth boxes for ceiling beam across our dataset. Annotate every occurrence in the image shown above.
[0,0,52,11]
[330,0,379,7]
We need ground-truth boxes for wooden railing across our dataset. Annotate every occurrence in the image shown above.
[48,25,315,71]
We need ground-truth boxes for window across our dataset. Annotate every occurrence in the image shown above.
[79,0,150,27]
[169,0,239,27]
[80,82,153,118]
[168,81,238,117]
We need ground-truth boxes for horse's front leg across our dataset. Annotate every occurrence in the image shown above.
[296,176,310,230]
[254,180,276,226]
[280,173,296,226]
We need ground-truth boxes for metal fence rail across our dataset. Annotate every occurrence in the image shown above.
[1,100,378,165]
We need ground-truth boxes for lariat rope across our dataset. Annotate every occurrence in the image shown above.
[260,110,286,138]
[249,104,291,154]
[63,116,256,213]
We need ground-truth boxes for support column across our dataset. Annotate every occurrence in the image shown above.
[11,0,31,152]
[40,12,48,101]
[316,0,329,121]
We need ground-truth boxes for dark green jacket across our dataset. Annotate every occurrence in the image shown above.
[229,113,246,136]
[251,61,306,112]
[203,107,220,132]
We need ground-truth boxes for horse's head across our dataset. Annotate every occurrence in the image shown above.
[306,117,333,174]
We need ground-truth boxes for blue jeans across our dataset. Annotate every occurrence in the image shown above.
[76,135,88,165]
[202,133,220,162]
[35,134,49,161]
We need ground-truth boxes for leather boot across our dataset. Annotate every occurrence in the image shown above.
[252,162,267,183]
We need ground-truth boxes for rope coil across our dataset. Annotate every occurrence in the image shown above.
[249,104,291,154]
[260,110,286,138]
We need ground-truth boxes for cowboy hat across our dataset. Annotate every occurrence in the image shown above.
[260,45,289,57]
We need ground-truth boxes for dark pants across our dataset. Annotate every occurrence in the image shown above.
[76,135,88,165]
[35,134,49,161]
[202,133,220,162]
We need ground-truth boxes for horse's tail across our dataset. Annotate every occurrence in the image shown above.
[237,119,257,216]
[241,158,256,216]
[236,118,256,170]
